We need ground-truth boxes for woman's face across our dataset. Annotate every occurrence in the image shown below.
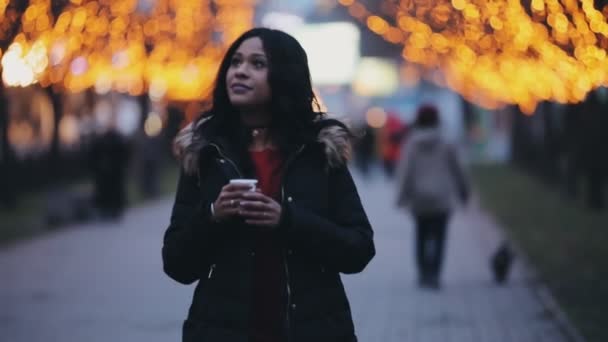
[226,37,271,110]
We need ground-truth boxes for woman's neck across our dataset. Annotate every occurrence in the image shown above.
[239,110,275,151]
[249,127,275,151]
[240,108,270,128]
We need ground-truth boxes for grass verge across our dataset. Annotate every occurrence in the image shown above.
[472,163,608,342]
[0,164,179,247]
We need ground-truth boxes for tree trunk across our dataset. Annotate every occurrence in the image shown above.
[46,86,63,172]
[0,82,9,164]
[510,106,527,166]
[0,0,33,208]
[461,96,475,135]
[562,103,581,199]
[541,102,558,183]
[584,91,606,210]
[0,81,17,207]
[138,92,150,129]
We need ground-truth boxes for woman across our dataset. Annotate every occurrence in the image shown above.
[396,105,469,289]
[162,28,375,342]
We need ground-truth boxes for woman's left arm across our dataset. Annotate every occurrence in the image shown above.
[162,169,217,284]
[283,166,375,274]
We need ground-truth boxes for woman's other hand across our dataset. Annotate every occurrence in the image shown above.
[238,190,282,228]
[212,183,253,222]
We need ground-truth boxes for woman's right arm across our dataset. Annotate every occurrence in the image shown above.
[162,168,217,285]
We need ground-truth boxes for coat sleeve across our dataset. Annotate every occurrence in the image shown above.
[162,168,217,285]
[283,166,375,274]
[395,139,416,207]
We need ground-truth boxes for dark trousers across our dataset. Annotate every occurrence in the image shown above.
[415,213,449,279]
[383,160,396,178]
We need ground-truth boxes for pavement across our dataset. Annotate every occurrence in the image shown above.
[0,168,572,342]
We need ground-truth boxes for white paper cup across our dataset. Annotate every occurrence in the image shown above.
[229,179,258,191]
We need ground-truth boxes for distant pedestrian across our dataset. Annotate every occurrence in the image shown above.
[380,112,407,178]
[353,124,376,178]
[89,128,130,219]
[395,104,469,289]
[137,134,163,199]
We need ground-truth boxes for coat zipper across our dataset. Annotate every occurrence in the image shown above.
[209,143,243,177]
[205,144,238,281]
[281,144,306,342]
[201,145,235,284]
[207,264,216,279]
[208,141,306,341]
[197,144,242,186]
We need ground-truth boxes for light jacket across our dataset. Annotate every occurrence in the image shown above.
[396,128,469,214]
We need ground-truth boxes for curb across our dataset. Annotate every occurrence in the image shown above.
[533,283,587,342]
[474,194,587,342]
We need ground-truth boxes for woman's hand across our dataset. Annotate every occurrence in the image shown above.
[212,183,253,222]
[238,190,282,228]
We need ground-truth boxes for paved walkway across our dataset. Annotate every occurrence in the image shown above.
[344,170,569,342]
[0,169,571,342]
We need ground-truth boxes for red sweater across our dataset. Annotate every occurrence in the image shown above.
[248,149,286,342]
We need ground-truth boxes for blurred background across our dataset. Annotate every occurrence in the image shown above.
[1,0,607,341]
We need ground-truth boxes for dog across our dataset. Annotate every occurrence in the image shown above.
[491,242,514,284]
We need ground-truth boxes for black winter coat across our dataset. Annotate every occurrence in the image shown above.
[162,118,375,342]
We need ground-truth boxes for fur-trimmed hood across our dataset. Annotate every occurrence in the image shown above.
[173,116,352,174]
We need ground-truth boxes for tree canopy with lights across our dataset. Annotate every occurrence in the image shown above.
[1,0,255,101]
[340,0,608,113]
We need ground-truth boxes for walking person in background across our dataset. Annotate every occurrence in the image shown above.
[353,123,376,179]
[380,112,407,178]
[162,28,375,342]
[89,127,130,219]
[395,104,469,289]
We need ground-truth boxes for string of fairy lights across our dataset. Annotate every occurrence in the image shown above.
[0,0,255,101]
[338,0,608,113]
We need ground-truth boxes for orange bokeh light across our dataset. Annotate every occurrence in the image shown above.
[341,0,608,113]
[1,0,255,101]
